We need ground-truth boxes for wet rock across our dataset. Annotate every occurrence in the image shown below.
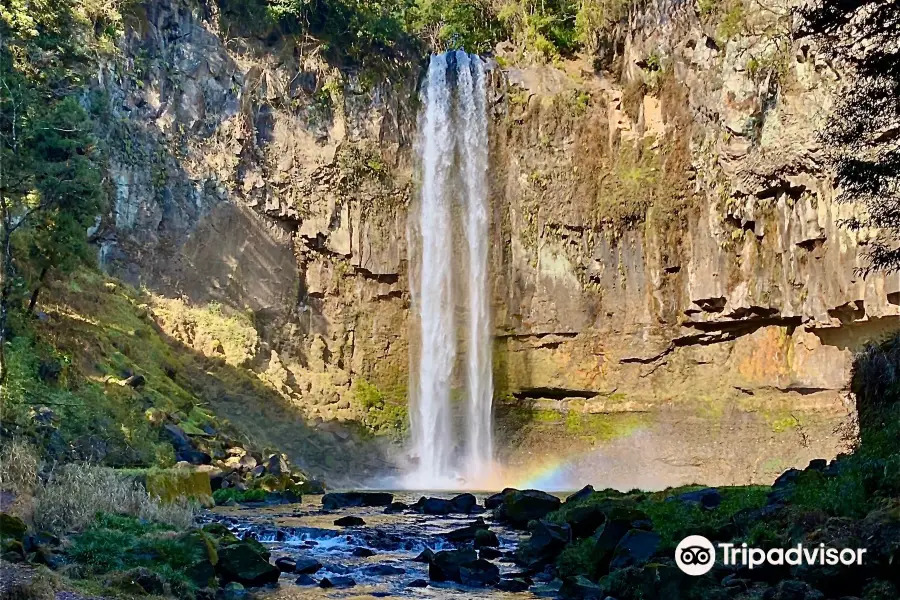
[352,547,376,557]
[429,549,477,582]
[450,493,478,513]
[251,465,266,478]
[609,530,660,570]
[474,528,500,548]
[298,480,326,495]
[559,575,606,598]
[531,578,564,596]
[220,582,248,600]
[485,488,518,510]
[480,547,502,560]
[294,557,323,574]
[319,576,356,589]
[294,574,316,585]
[563,503,607,539]
[413,548,435,563]
[669,488,721,510]
[408,579,428,588]
[517,520,572,569]
[322,492,393,510]
[384,501,409,513]
[217,541,280,586]
[498,578,531,592]
[363,564,406,576]
[497,489,561,527]
[334,515,366,527]
[274,557,296,572]
[446,519,489,543]
[459,558,500,586]
[412,496,454,515]
[566,485,595,504]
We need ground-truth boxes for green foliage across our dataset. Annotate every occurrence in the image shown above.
[352,378,408,441]
[212,488,267,505]
[68,513,206,596]
[409,0,504,53]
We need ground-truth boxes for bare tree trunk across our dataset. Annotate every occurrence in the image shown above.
[27,267,47,314]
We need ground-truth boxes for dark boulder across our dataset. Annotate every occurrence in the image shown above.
[352,547,376,557]
[669,488,721,511]
[0,513,27,541]
[445,519,489,543]
[123,374,146,388]
[413,548,435,563]
[334,516,365,527]
[429,549,478,582]
[294,557,323,574]
[559,575,606,599]
[459,558,500,586]
[384,501,409,513]
[609,529,660,571]
[408,579,428,588]
[322,492,393,510]
[566,485,595,504]
[474,528,500,548]
[516,520,572,569]
[294,574,316,585]
[363,564,406,576]
[177,449,212,465]
[773,468,802,488]
[163,423,192,450]
[216,541,280,586]
[412,496,454,515]
[319,576,356,589]
[497,578,530,592]
[806,459,828,472]
[484,488,518,510]
[274,557,296,572]
[450,493,478,513]
[496,489,561,527]
[479,547,502,560]
[298,480,326,495]
[563,503,607,539]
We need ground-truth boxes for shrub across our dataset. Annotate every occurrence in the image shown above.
[32,464,194,534]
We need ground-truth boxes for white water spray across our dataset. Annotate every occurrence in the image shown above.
[407,52,493,488]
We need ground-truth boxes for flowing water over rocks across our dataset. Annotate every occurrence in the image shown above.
[202,492,547,599]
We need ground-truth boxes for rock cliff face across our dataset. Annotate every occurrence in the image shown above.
[96,0,898,486]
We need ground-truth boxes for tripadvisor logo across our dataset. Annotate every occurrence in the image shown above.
[675,535,867,576]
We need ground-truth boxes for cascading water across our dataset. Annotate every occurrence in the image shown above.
[407,51,493,489]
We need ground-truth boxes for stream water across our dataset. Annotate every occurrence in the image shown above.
[204,492,553,599]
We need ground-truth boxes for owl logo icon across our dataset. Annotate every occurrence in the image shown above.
[676,535,716,575]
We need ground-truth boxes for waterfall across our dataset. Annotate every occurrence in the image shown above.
[408,51,493,488]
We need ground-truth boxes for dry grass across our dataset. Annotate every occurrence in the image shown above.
[0,438,40,495]
[0,438,40,518]
[33,464,195,535]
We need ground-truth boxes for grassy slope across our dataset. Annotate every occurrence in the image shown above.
[2,268,384,479]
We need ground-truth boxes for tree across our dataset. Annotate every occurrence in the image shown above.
[800,0,900,273]
[0,30,106,386]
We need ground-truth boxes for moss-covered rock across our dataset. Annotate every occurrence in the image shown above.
[145,469,214,508]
